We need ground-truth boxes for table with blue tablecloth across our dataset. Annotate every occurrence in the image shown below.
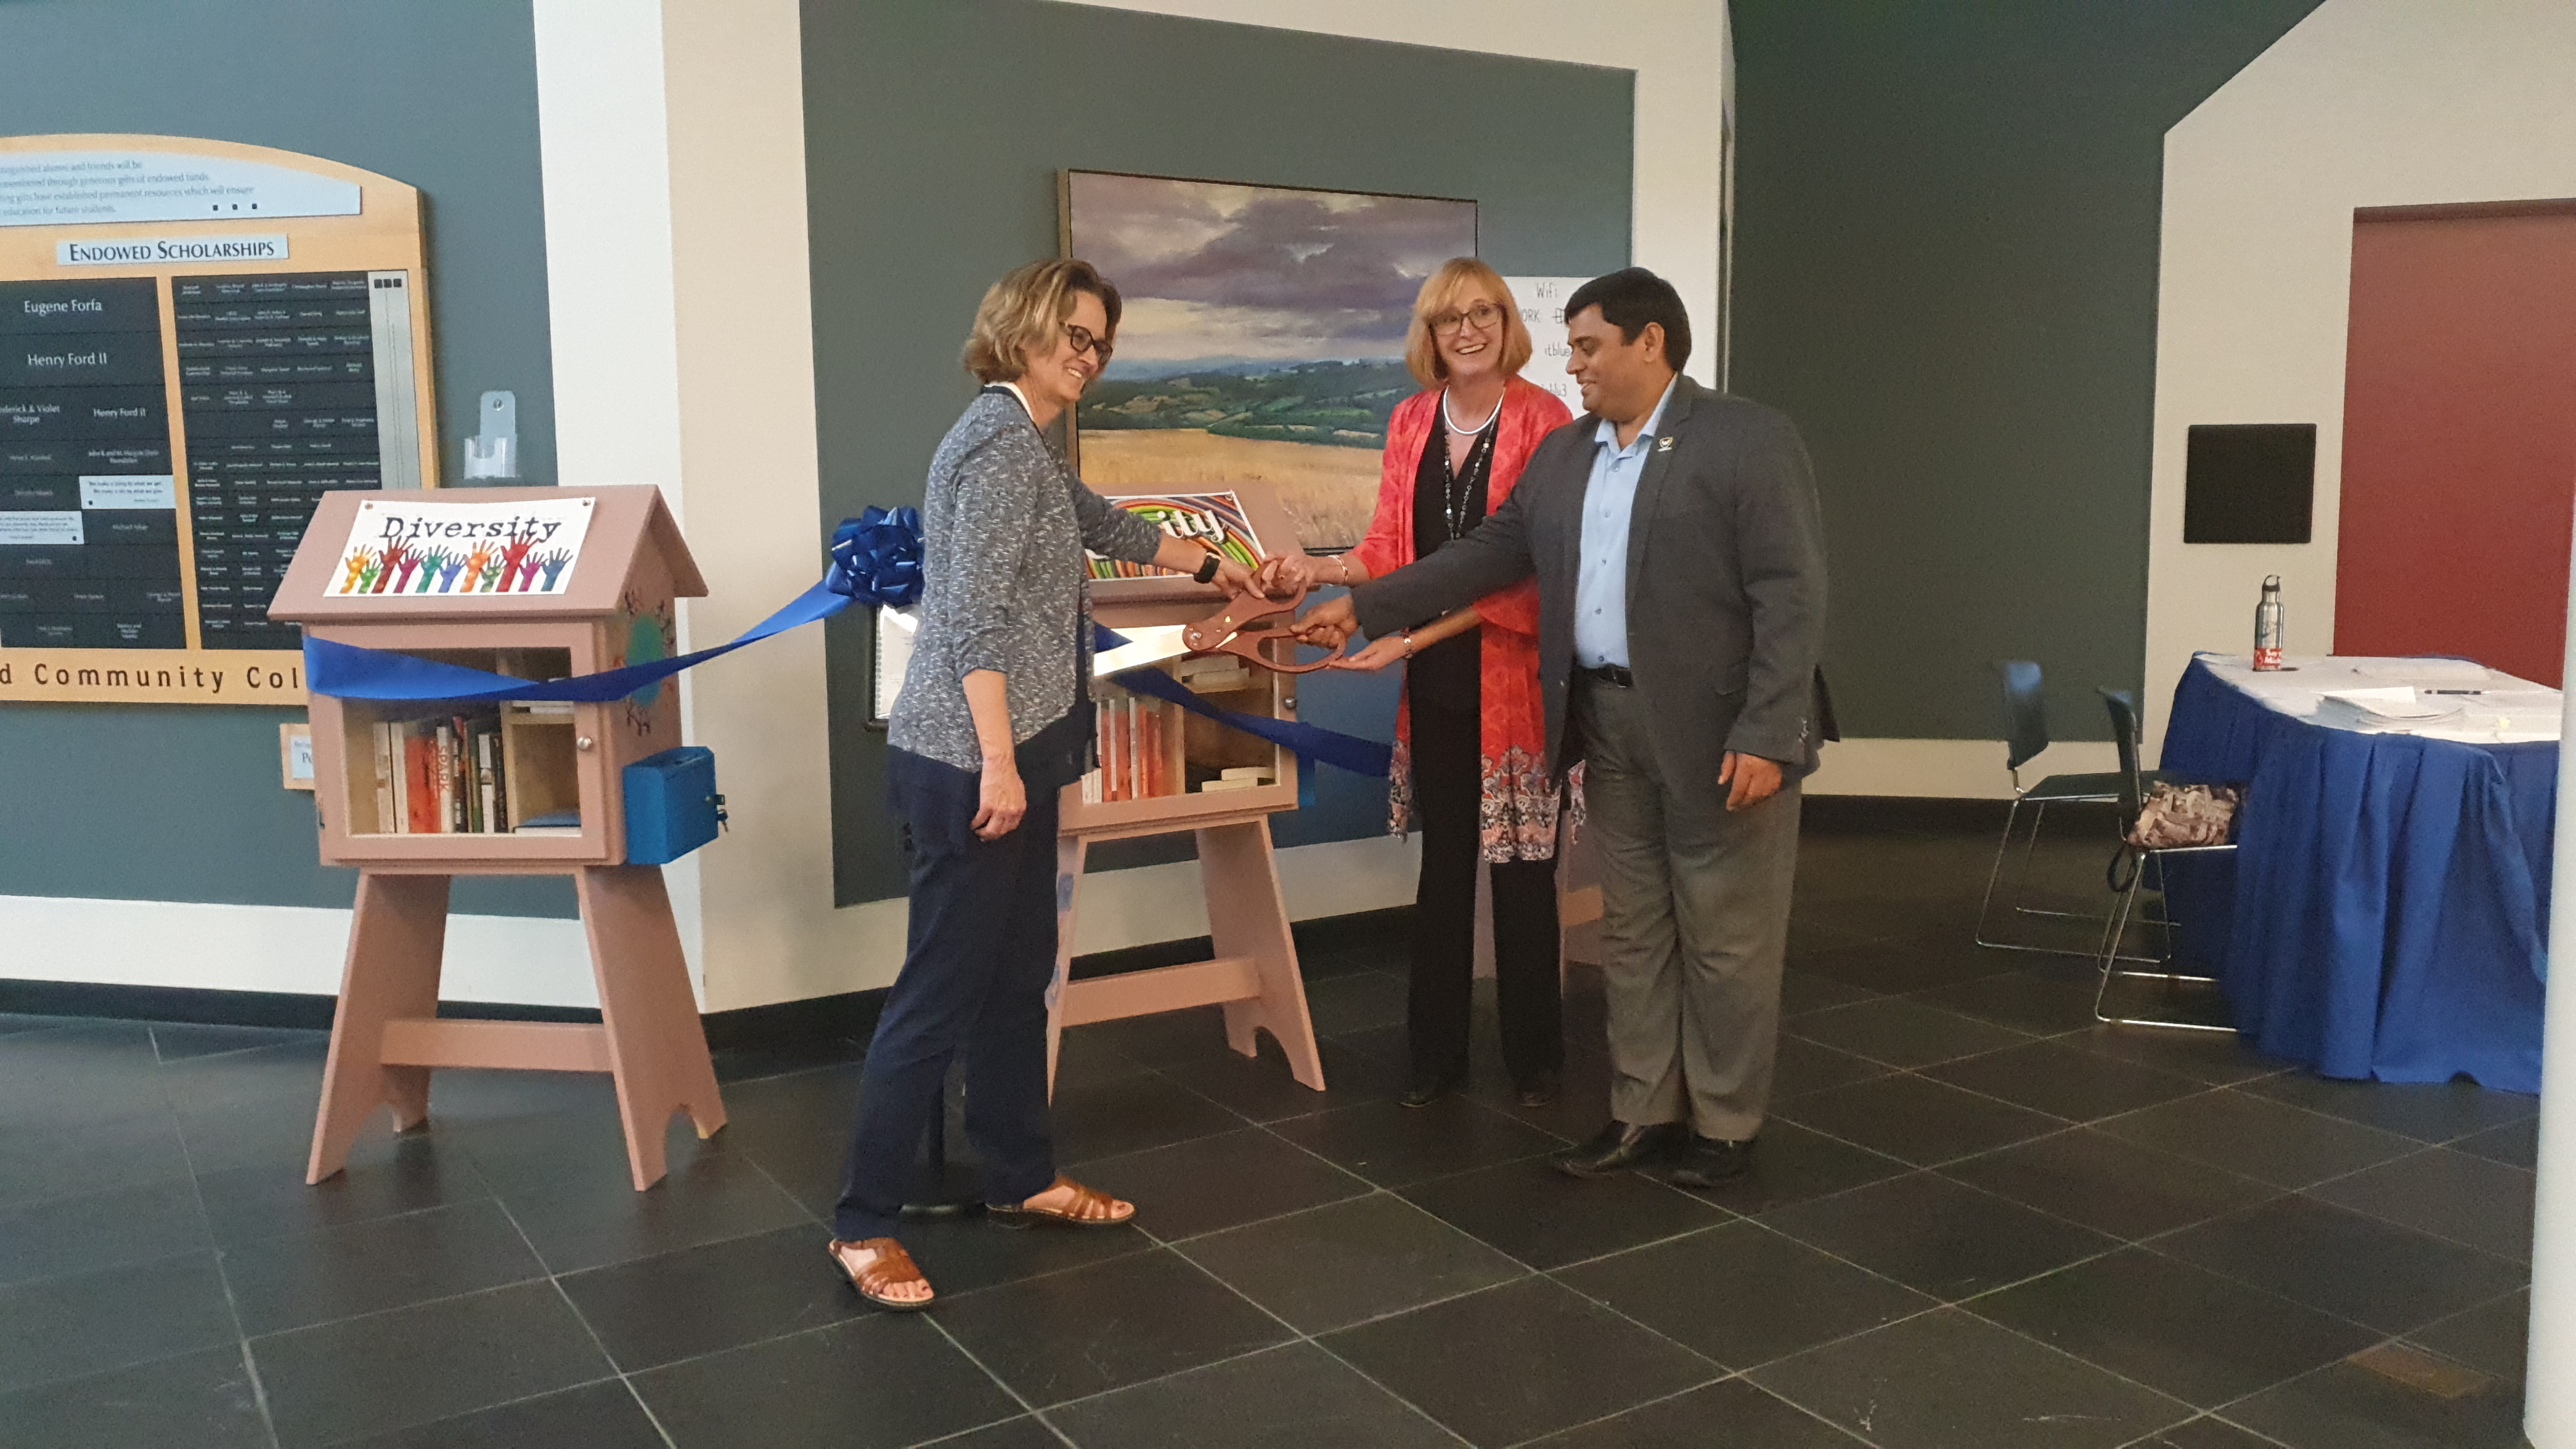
[2159,654,2556,1092]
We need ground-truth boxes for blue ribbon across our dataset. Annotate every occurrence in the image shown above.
[1096,625,1392,778]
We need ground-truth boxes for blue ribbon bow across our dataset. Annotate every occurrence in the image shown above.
[828,506,924,608]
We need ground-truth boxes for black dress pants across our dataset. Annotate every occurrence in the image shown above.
[1407,694,1563,1085]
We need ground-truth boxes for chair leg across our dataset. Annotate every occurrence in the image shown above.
[2095,851,2231,1032]
[1978,795,2157,961]
[1974,795,2030,948]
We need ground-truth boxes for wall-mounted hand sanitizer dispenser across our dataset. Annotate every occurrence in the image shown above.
[463,390,518,480]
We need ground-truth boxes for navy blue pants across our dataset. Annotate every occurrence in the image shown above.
[834,744,1065,1242]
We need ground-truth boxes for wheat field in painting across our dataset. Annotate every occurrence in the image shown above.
[1078,429,1381,555]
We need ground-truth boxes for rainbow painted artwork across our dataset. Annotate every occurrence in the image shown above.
[1087,491,1266,581]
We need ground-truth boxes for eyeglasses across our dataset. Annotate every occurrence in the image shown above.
[1064,323,1114,363]
[1429,301,1504,336]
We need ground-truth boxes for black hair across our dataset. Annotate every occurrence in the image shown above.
[1563,266,1691,373]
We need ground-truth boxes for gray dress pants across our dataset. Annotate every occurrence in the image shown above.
[1574,677,1801,1141]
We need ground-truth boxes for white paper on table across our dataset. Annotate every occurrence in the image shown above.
[2358,659,2492,684]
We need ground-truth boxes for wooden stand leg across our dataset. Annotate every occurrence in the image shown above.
[577,865,727,1191]
[308,873,451,1185]
[1199,820,1324,1090]
[1045,834,1088,1098]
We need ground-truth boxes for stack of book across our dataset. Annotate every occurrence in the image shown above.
[1081,686,1183,804]
[369,712,512,834]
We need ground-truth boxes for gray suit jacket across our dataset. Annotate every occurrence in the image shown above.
[1352,377,1830,804]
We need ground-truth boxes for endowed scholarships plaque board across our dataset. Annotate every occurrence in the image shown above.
[0,135,438,705]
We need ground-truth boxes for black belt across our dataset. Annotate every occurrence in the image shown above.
[1575,663,1635,688]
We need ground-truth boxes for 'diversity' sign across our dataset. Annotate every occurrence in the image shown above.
[328,496,597,599]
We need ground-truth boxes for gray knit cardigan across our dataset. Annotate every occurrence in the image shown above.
[886,388,1163,772]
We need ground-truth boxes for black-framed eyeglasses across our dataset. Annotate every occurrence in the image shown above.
[1429,301,1504,336]
[1065,323,1114,362]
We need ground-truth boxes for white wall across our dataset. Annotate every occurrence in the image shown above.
[2144,0,2576,750]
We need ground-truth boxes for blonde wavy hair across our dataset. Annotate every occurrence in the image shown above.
[1402,259,1531,388]
[962,259,1123,384]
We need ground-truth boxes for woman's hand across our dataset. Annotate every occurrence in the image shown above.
[973,758,1027,839]
[1332,633,1411,672]
[1253,552,1316,597]
[1206,555,1255,595]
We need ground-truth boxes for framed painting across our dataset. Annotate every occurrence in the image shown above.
[1060,171,1477,553]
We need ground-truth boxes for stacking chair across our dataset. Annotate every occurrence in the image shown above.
[1975,661,2145,956]
[2093,687,2234,1032]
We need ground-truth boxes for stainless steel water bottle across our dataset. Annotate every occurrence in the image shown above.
[2253,575,2285,671]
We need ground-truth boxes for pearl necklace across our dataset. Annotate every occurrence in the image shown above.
[1442,387,1504,436]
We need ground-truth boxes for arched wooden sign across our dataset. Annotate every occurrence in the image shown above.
[0,134,439,705]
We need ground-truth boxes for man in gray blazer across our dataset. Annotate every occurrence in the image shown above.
[1294,268,1829,1186]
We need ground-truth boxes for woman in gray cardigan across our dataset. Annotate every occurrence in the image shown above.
[828,259,1252,1310]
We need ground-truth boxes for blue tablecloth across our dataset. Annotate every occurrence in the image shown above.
[2159,656,2552,1091]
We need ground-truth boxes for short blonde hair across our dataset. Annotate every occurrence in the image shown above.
[963,259,1123,383]
[1402,259,1531,388]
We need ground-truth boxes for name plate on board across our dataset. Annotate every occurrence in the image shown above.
[328,496,597,600]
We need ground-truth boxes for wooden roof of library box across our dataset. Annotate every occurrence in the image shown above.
[271,486,706,625]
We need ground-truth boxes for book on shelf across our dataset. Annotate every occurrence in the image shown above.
[372,721,399,832]
[364,710,518,834]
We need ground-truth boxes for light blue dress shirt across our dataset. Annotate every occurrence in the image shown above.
[1572,378,1678,669]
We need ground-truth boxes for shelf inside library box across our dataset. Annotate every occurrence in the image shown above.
[1071,652,1290,822]
[332,645,588,841]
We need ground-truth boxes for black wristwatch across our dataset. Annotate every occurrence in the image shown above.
[1192,550,1222,585]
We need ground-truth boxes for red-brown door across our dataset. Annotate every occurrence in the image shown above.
[2337,201,2576,686]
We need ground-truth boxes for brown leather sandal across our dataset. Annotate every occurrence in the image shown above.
[827,1237,934,1310]
[985,1174,1136,1229]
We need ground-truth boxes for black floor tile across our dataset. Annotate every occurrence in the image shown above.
[220,1197,548,1337]
[2239,1072,2536,1144]
[194,1133,493,1248]
[1786,996,2032,1068]
[1046,1068,1246,1165]
[0,1344,267,1449]
[933,1246,1292,1406]
[0,1178,210,1287]
[0,1110,194,1211]
[151,1022,322,1063]
[1146,1032,1406,1123]
[497,1146,813,1274]
[932,1418,1064,1449]
[2095,1087,2419,1189]
[1300,969,1411,1036]
[0,1023,167,1126]
[1750,1307,2193,1449]
[1267,1094,1563,1188]
[1524,1377,1869,1447]
[1924,1039,2208,1123]
[1400,1154,1726,1269]
[1763,1171,2119,1302]
[2150,1195,2527,1335]
[342,1378,666,1448]
[1776,1073,2067,1167]
[1966,1246,2378,1407]
[2064,1026,2291,1086]
[1072,1126,1368,1243]
[1556,1219,1935,1369]
[874,1209,1154,1300]
[1177,1193,1524,1333]
[556,1223,867,1371]
[2451,1116,2539,1170]
[1795,928,2024,995]
[2140,1419,2290,1449]
[1672,1118,1912,1216]
[632,1312,1023,1449]
[1913,963,2108,1036]
[250,1279,614,1448]
[0,1250,238,1395]
[2405,1289,2528,1381]
[1772,1034,1895,1100]
[1936,1128,2279,1240]
[2223,1349,2528,1449]
[1047,1340,1456,1448]
[1779,968,1881,1018]
[710,1033,867,1085]
[1321,1275,1717,1448]
[2305,1147,2536,1262]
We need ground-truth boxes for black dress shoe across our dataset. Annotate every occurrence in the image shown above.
[1400,1066,1465,1108]
[1666,1135,1757,1188]
[1514,1069,1561,1110]
[1554,1120,1684,1178]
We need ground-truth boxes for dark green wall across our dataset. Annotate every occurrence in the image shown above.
[0,0,572,917]
[802,0,1634,905]
[1728,0,2325,742]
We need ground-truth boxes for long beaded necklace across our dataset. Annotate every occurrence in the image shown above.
[1438,388,1503,540]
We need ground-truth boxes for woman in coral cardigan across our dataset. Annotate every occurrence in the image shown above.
[1262,259,1574,1107]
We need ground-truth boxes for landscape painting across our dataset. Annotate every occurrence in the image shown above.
[1062,171,1478,552]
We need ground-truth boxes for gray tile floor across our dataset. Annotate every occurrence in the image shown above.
[0,807,2540,1447]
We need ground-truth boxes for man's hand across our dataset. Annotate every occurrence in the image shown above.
[1719,751,1784,812]
[1292,594,1358,648]
[1252,553,1316,597]
[1331,633,1410,672]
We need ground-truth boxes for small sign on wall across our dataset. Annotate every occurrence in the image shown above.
[1503,275,1593,417]
[280,721,315,790]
